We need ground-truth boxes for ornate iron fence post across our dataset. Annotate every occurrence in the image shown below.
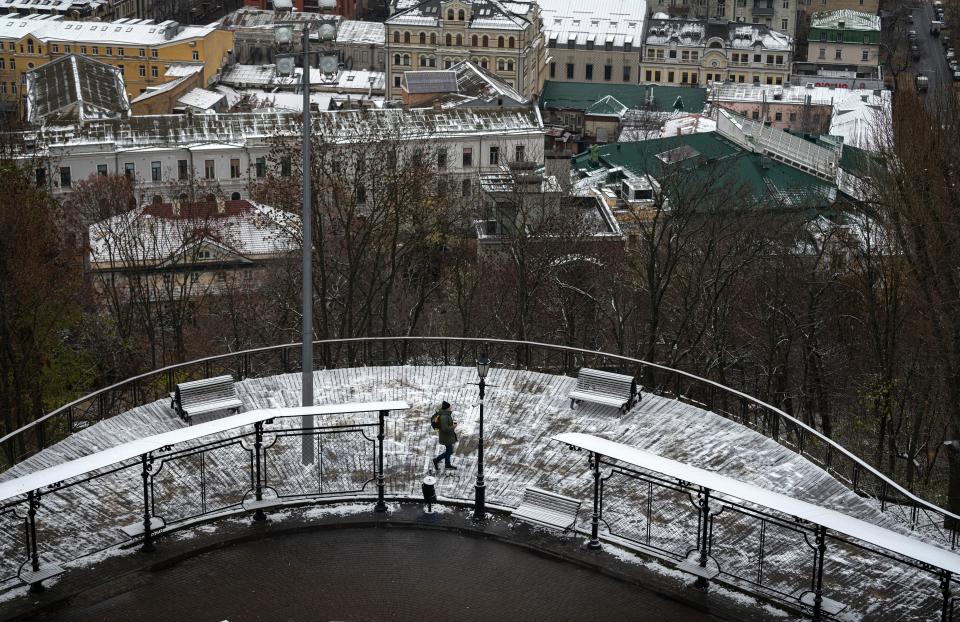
[26,490,43,593]
[253,422,267,522]
[694,487,712,589]
[588,451,602,550]
[375,410,388,513]
[812,525,828,621]
[140,453,155,552]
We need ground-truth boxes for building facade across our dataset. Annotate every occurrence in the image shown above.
[647,0,798,38]
[798,0,878,22]
[336,19,385,71]
[22,108,545,201]
[540,0,646,85]
[0,15,232,116]
[806,10,880,67]
[385,0,545,99]
[641,18,792,86]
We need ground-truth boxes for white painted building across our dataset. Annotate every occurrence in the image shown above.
[24,108,546,199]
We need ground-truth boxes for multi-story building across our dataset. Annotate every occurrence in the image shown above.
[805,10,880,68]
[539,0,646,85]
[640,18,792,86]
[798,0,878,23]
[21,107,545,200]
[243,0,361,19]
[336,19,385,71]
[647,0,798,38]
[0,14,232,117]
[221,8,321,65]
[0,0,131,20]
[384,0,545,99]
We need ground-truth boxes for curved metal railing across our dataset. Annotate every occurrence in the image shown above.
[1,336,956,546]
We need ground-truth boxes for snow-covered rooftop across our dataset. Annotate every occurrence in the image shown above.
[336,19,385,45]
[645,18,792,51]
[220,64,385,93]
[540,0,645,48]
[709,82,886,106]
[386,0,529,30]
[0,13,220,46]
[176,88,225,111]
[810,9,881,31]
[828,88,890,151]
[25,53,130,125]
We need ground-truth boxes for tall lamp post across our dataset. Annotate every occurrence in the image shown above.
[274,2,338,466]
[474,352,491,522]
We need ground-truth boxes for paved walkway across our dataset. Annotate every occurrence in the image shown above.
[37,527,716,622]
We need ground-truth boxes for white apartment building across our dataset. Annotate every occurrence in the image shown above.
[24,108,546,200]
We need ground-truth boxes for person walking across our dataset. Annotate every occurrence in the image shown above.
[432,401,458,471]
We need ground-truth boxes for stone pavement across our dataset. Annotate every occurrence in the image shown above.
[1,501,783,622]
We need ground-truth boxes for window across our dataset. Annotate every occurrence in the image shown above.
[781,18,788,30]
[403,54,410,65]
[80,46,87,54]
[446,34,452,46]
[52,44,59,53]
[27,40,33,54]
[447,8,454,19]
[0,60,4,69]
[458,9,465,20]
[550,62,556,78]
[437,149,447,169]
[498,36,504,48]
[404,31,410,43]
[482,35,488,47]
[818,47,825,59]
[489,146,499,165]
[124,162,135,179]
[681,71,688,83]
[566,63,574,79]
[669,49,677,59]
[59,166,71,188]
[774,111,782,121]
[151,48,158,58]
[509,37,515,47]
[507,60,513,71]
[623,66,631,82]
[230,158,241,178]
[394,53,401,65]
[645,69,652,81]
[861,50,869,61]
[691,51,698,60]
[9,59,13,70]
[192,51,198,61]
[789,112,797,121]
[151,161,161,182]
[456,34,462,46]
[281,157,291,177]
[472,35,478,46]
[255,157,266,178]
[11,83,16,94]
[138,65,146,77]
[682,50,690,61]
[604,65,612,80]
[462,147,473,166]
[420,32,426,44]
[462,178,471,197]
[431,33,436,45]
[204,160,215,179]
[835,48,842,60]
[151,66,158,78]
[654,70,661,81]
[178,159,188,180]
[585,64,593,80]
[625,42,632,52]
[752,110,760,119]
[667,70,674,82]
[394,75,401,87]
[117,65,124,75]
[394,31,400,43]
[117,48,124,56]
[754,54,761,62]
[97,164,108,176]
[515,144,525,161]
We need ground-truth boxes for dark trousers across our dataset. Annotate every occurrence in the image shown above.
[435,443,455,467]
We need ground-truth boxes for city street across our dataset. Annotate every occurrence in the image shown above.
[908,0,953,102]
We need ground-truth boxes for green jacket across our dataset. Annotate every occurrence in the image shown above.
[437,408,457,445]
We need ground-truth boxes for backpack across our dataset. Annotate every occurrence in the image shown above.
[430,412,441,430]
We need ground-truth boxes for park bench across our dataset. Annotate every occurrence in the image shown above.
[511,486,582,535]
[568,368,638,413]
[172,375,242,422]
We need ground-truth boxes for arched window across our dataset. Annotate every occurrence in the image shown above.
[393,31,400,43]
[404,31,411,43]
[497,58,504,71]
[231,192,241,200]
[456,34,462,46]
[498,36,504,48]
[482,35,489,47]
[178,193,188,203]
[394,53,401,65]
[458,9,464,19]
[447,8,454,19]
[472,35,478,46]
[430,33,437,44]
[508,36,515,47]
[420,32,426,44]
[152,194,163,205]
[507,60,514,71]
[445,34,452,46]
[403,54,410,65]
[480,58,488,68]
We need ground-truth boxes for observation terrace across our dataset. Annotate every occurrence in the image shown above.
[0,338,958,621]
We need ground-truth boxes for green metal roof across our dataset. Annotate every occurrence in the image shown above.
[540,81,708,114]
[571,133,839,209]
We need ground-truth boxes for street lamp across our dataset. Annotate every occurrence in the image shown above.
[474,352,491,521]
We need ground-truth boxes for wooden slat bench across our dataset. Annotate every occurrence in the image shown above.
[511,487,582,534]
[568,368,638,413]
[173,375,242,423]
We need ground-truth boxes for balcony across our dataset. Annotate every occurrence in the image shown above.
[751,4,775,14]
[0,337,956,622]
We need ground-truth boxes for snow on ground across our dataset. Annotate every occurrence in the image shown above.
[0,366,947,620]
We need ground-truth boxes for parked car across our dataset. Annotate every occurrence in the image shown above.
[947,47,956,60]
[944,34,952,48]
[917,72,930,91]
[950,59,959,72]
[909,29,918,40]
[932,20,943,35]
[908,12,915,24]
[954,70,960,81]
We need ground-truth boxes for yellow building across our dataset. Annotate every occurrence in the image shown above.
[0,15,233,117]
